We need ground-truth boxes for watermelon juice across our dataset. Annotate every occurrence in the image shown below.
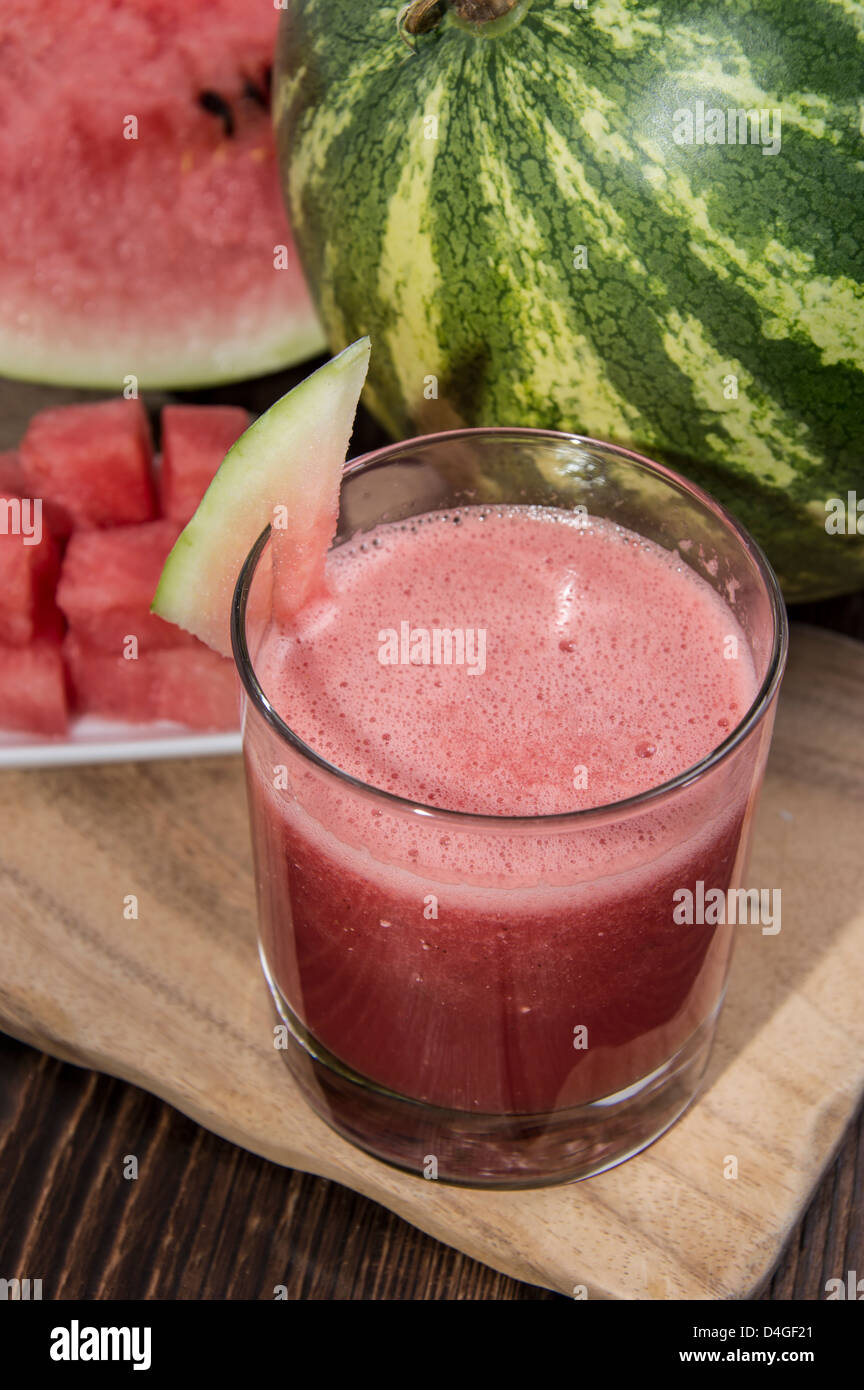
[234,430,787,1185]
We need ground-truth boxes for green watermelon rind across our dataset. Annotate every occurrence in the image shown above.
[0,317,328,393]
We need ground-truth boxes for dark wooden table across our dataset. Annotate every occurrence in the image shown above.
[0,374,861,1300]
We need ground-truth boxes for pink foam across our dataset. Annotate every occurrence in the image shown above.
[257,506,758,818]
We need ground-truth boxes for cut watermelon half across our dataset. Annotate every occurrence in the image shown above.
[153,338,371,657]
[0,0,325,388]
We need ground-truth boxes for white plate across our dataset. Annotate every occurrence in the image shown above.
[0,717,242,769]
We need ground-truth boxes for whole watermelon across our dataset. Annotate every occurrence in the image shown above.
[274,0,864,601]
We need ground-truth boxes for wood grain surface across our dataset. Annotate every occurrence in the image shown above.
[0,1030,860,1300]
[1,624,862,1299]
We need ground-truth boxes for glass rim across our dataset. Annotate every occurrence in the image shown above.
[231,426,789,829]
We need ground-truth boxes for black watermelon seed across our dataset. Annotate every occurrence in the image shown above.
[198,89,235,138]
[243,77,269,109]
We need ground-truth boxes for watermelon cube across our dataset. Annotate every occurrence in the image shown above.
[0,636,69,736]
[64,634,238,730]
[64,633,153,724]
[0,493,61,646]
[160,405,251,525]
[0,448,73,539]
[149,645,240,730]
[57,520,196,653]
[0,450,23,494]
[19,398,156,534]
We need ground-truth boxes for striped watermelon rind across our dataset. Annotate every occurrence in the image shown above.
[274,0,864,601]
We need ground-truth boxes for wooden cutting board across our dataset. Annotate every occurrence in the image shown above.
[1,623,862,1300]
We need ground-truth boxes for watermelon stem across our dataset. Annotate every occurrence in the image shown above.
[399,0,532,41]
[449,0,533,32]
[452,0,523,18]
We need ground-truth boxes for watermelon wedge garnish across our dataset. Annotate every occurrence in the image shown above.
[152,338,371,657]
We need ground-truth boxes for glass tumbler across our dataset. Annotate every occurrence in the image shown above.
[231,429,787,1187]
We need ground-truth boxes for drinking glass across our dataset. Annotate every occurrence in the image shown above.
[232,429,787,1187]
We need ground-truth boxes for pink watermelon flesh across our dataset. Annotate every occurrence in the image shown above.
[0,493,60,647]
[160,404,251,524]
[19,399,156,534]
[147,646,239,730]
[0,451,24,493]
[0,636,68,736]
[0,448,71,538]
[64,634,238,731]
[270,494,341,629]
[0,1,323,388]
[57,520,196,653]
